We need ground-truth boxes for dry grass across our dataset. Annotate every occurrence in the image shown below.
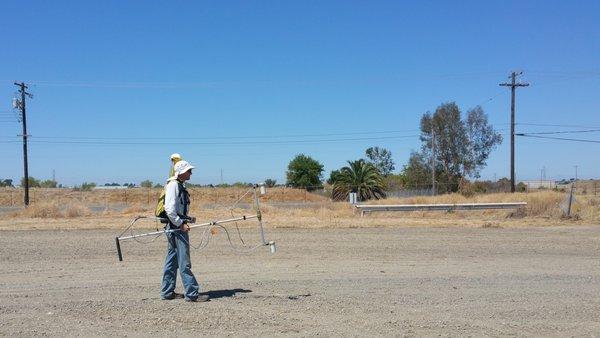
[1,189,598,230]
[372,191,567,218]
[15,202,62,218]
[0,186,328,206]
[9,201,92,219]
[260,190,600,228]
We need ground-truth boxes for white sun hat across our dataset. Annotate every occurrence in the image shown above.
[174,160,195,176]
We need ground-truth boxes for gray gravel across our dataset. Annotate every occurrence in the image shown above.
[1,225,600,336]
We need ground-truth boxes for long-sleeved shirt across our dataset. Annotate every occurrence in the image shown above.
[164,178,189,227]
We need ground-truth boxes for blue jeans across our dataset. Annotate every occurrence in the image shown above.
[160,231,200,300]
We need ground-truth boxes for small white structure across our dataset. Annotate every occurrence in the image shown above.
[521,180,556,189]
[93,186,129,190]
[355,202,527,217]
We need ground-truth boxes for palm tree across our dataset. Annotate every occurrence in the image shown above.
[332,159,386,201]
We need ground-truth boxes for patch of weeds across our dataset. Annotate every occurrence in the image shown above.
[481,222,502,229]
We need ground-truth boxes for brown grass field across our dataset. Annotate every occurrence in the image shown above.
[0,187,598,230]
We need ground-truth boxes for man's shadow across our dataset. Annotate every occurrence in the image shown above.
[200,288,252,300]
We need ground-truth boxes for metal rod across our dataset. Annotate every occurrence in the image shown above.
[253,185,267,245]
[115,237,123,261]
[118,215,258,241]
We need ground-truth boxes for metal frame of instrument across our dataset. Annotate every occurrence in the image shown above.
[115,184,275,261]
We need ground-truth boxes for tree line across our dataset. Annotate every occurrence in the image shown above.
[285,102,502,201]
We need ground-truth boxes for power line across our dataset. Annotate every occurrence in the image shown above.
[475,90,505,107]
[14,128,421,141]
[8,80,216,89]
[0,134,421,146]
[526,70,600,76]
[523,70,600,87]
[1,128,511,142]
[516,134,600,144]
[517,122,600,129]
[0,124,511,142]
[0,72,512,89]
[517,129,600,135]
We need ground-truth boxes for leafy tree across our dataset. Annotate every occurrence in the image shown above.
[332,159,386,201]
[264,179,277,188]
[232,182,253,187]
[365,146,395,176]
[140,180,153,188]
[20,177,41,188]
[401,152,432,188]
[154,183,164,188]
[286,154,324,190]
[326,169,342,185]
[464,106,503,177]
[382,173,406,190]
[40,180,58,188]
[496,177,511,192]
[81,182,96,191]
[418,102,502,192]
[0,179,13,187]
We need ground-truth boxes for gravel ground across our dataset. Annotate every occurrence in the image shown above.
[1,225,600,336]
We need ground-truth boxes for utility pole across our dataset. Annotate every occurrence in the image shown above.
[539,166,546,188]
[500,71,529,193]
[431,129,436,196]
[542,166,546,181]
[14,82,32,206]
[572,165,579,195]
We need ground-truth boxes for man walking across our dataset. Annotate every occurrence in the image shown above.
[160,160,209,302]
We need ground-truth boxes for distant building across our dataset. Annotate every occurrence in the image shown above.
[93,185,129,190]
[520,180,557,189]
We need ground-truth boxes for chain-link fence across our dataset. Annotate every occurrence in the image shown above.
[1,180,597,209]
[0,186,331,208]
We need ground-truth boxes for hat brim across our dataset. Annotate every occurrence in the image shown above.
[178,165,194,175]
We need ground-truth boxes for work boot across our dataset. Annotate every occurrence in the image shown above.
[161,292,184,300]
[185,295,210,302]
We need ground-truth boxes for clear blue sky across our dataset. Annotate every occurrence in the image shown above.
[1,1,599,186]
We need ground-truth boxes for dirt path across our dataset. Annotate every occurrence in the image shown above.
[1,225,599,336]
